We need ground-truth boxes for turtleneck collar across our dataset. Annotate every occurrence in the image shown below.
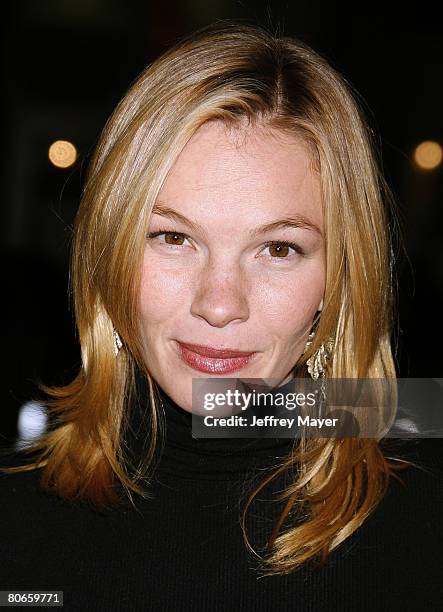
[128,369,295,482]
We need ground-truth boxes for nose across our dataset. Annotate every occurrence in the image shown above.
[190,261,250,328]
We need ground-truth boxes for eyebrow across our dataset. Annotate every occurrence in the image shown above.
[151,202,323,238]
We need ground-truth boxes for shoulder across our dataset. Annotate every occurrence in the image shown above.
[0,449,111,553]
[377,439,443,530]
[0,451,52,510]
[383,438,442,478]
[0,449,77,527]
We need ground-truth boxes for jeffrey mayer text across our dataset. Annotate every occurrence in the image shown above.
[203,415,339,428]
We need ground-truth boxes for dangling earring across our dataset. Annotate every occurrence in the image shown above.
[113,329,123,355]
[305,332,333,379]
[304,332,333,417]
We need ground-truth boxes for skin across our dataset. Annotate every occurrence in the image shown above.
[139,120,326,413]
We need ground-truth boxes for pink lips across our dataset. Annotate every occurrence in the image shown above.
[176,341,257,374]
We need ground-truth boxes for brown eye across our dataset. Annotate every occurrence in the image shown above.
[147,230,190,247]
[164,232,185,245]
[263,241,303,259]
[268,243,290,258]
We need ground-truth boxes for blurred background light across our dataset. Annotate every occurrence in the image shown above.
[414,140,442,170]
[48,139,77,168]
[16,400,48,449]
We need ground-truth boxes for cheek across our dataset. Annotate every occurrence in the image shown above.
[139,259,190,324]
[254,264,325,332]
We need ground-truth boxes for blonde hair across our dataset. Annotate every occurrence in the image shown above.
[1,20,411,575]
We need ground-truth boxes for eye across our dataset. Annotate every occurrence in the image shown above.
[147,231,304,260]
[261,240,304,259]
[147,230,191,247]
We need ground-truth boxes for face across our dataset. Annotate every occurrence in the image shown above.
[139,121,325,413]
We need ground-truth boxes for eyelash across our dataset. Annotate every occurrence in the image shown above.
[146,229,305,259]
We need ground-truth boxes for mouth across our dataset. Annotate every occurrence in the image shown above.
[176,341,258,374]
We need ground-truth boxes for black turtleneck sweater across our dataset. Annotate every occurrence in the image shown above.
[0,381,442,612]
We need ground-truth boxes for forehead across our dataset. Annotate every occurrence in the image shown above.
[157,121,323,231]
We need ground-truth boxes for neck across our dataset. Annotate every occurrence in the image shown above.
[125,368,295,482]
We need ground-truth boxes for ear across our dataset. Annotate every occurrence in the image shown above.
[318,298,324,312]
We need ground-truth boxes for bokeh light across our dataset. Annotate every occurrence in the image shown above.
[16,400,48,449]
[48,139,77,168]
[413,140,442,170]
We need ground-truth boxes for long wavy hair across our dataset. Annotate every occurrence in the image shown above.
[1,20,411,576]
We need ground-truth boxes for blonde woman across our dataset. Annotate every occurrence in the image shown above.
[1,20,441,611]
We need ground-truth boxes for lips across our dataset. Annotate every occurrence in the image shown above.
[176,341,257,374]
[177,342,255,358]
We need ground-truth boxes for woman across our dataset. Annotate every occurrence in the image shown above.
[1,20,441,611]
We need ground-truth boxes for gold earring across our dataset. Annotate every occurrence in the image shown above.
[113,329,123,355]
[305,333,333,379]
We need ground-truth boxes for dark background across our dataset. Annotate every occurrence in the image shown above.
[2,2,442,442]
